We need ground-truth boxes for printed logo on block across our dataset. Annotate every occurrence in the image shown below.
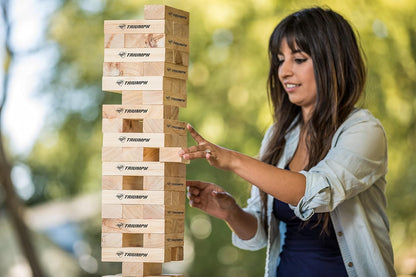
[116,164,124,171]
[118,136,127,143]
[116,193,124,200]
[116,222,124,228]
[116,79,124,86]
[118,52,126,58]
[116,251,124,257]
[116,108,124,114]
[118,24,126,30]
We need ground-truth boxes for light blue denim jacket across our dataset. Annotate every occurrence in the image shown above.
[232,109,396,277]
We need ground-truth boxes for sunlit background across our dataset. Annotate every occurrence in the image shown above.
[0,0,415,276]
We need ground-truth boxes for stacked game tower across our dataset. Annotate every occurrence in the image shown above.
[101,5,189,277]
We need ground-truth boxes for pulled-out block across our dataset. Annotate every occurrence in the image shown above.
[102,76,186,94]
[144,5,189,24]
[102,218,185,234]
[102,162,186,177]
[159,147,188,163]
[102,133,187,148]
[103,105,179,120]
[122,90,187,107]
[102,176,186,191]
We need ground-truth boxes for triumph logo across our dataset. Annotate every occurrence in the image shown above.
[116,193,124,200]
[116,79,124,86]
[116,108,124,113]
[118,136,126,143]
[118,52,126,58]
[116,222,124,228]
[116,165,124,171]
[118,24,126,30]
[116,251,124,257]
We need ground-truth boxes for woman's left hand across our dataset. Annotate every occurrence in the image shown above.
[179,124,236,171]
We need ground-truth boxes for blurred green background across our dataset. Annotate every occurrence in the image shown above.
[0,0,415,276]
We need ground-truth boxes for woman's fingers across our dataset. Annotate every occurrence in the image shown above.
[187,124,206,144]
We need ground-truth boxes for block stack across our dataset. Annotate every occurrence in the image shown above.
[101,5,189,277]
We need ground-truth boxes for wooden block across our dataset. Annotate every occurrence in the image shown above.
[143,62,188,80]
[103,62,144,76]
[123,233,143,247]
[102,147,144,162]
[102,162,186,177]
[102,218,185,234]
[102,175,123,190]
[102,233,122,248]
[102,247,165,263]
[103,118,123,133]
[104,20,166,34]
[103,48,188,66]
[102,190,167,205]
[169,247,184,261]
[105,33,124,48]
[143,119,186,135]
[143,176,186,191]
[124,34,189,52]
[104,48,167,63]
[102,76,186,93]
[121,90,187,107]
[159,147,189,164]
[102,105,179,120]
[123,204,185,219]
[144,5,189,24]
[102,204,122,218]
[143,233,184,248]
[122,262,162,277]
[173,22,189,38]
[102,133,187,148]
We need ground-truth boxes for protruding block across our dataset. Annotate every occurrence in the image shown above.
[159,147,189,164]
[102,176,186,191]
[144,5,189,24]
[103,48,188,66]
[143,233,184,248]
[122,90,187,107]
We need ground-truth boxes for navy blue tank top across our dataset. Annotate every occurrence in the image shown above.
[273,166,347,277]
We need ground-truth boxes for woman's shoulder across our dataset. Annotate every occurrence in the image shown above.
[341,108,384,130]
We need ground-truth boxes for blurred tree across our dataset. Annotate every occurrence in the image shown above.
[19,0,416,276]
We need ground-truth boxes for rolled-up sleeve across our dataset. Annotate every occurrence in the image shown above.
[290,112,388,220]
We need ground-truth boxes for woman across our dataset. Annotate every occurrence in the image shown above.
[179,7,396,277]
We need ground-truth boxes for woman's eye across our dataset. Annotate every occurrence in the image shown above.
[277,59,284,66]
[295,58,307,64]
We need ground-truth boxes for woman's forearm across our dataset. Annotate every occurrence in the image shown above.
[224,204,258,240]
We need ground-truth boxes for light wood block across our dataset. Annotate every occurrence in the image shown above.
[122,204,185,219]
[104,20,166,34]
[143,62,188,80]
[144,5,189,24]
[102,76,186,93]
[159,147,188,163]
[102,247,165,262]
[102,176,186,191]
[122,90,187,107]
[102,133,187,148]
[102,162,186,177]
[102,147,143,162]
[102,105,179,120]
[122,262,162,277]
[102,204,123,218]
[103,62,144,77]
[143,233,184,248]
[102,232,122,248]
[103,118,186,135]
[102,218,185,234]
[104,48,168,63]
[105,33,124,48]
[124,34,189,52]
[103,191,186,208]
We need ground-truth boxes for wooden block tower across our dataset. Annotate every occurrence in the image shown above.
[101,5,189,277]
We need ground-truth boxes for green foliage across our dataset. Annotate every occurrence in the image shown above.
[23,0,416,275]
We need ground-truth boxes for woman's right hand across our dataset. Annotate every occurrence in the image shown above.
[187,180,238,221]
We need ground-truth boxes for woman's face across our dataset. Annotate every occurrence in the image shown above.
[278,39,317,119]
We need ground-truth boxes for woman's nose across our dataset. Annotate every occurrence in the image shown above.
[279,60,293,79]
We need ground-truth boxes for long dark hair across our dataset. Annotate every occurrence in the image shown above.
[260,7,366,233]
